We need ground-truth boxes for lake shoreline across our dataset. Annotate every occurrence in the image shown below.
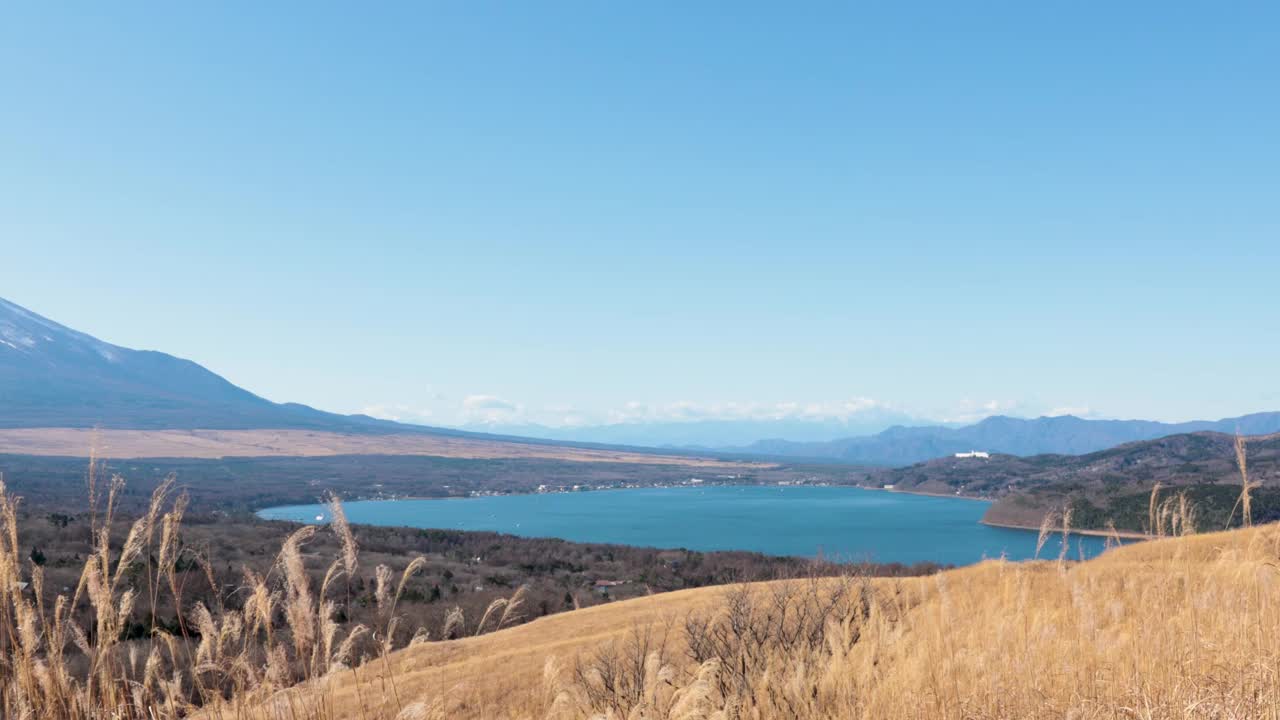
[979,519,1151,540]
[264,484,1151,542]
[858,486,1151,540]
[859,485,991,503]
[262,481,1002,513]
[258,485,1117,565]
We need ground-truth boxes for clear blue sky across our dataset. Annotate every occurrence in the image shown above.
[2,3,1277,427]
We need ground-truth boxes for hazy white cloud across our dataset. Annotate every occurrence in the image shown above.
[363,392,1096,430]
[941,398,1023,424]
[1046,406,1095,418]
[460,394,524,424]
[463,394,518,411]
[540,402,591,428]
[600,397,894,426]
[936,399,1103,424]
[359,404,434,422]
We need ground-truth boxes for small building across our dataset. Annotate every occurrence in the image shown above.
[954,451,991,459]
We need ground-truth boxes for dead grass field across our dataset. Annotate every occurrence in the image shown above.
[259,523,1280,720]
[0,428,772,468]
[296,584,730,719]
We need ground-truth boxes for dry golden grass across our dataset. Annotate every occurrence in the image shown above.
[280,523,1280,720]
[1231,432,1259,530]
[0,463,537,719]
[0,428,772,468]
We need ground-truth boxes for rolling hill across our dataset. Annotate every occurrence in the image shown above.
[243,523,1280,719]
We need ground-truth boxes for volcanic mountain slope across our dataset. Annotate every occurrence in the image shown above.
[0,296,422,431]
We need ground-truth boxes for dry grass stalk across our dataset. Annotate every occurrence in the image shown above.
[1230,433,1256,529]
[1034,510,1058,560]
[326,492,359,578]
[1057,505,1073,565]
[0,461,447,720]
[1148,481,1163,537]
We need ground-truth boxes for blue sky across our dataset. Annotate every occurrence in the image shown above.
[2,3,1277,428]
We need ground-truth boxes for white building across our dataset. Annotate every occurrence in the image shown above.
[954,451,991,459]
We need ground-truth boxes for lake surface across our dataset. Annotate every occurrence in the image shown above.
[259,485,1112,566]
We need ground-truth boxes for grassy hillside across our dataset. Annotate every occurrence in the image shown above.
[272,523,1280,719]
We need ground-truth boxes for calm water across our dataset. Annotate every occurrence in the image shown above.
[258,485,1112,566]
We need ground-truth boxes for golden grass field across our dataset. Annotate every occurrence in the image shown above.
[279,584,730,720]
[0,427,771,467]
[235,521,1280,720]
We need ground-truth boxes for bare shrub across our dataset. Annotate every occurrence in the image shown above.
[570,621,675,715]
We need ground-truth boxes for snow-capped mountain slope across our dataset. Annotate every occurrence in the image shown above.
[1,296,123,359]
[0,296,402,431]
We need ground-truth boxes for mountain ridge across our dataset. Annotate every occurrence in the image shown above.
[0,297,430,432]
[732,411,1280,465]
[458,412,934,448]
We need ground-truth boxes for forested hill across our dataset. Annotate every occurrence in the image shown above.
[871,431,1280,532]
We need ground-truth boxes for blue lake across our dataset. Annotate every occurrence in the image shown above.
[258,485,1112,566]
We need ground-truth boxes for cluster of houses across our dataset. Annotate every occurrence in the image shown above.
[954,450,991,459]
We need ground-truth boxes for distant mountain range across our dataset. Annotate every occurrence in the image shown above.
[729,412,1280,466]
[0,297,426,433]
[463,412,933,449]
